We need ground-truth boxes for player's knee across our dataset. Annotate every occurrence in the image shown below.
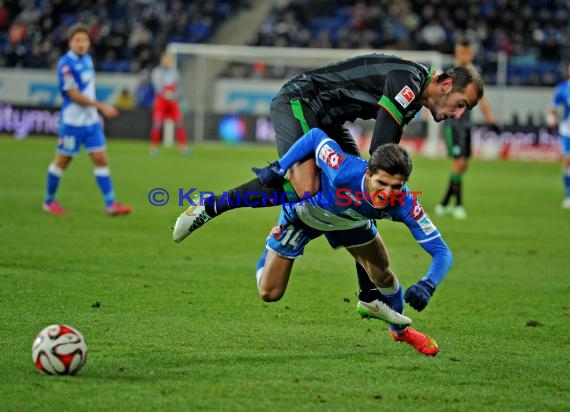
[259,286,284,302]
[454,158,468,173]
[54,157,71,170]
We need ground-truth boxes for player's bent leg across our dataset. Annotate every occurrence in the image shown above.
[173,192,213,242]
[43,154,73,215]
[53,153,74,170]
[389,327,439,356]
[347,236,412,326]
[257,249,294,302]
[89,151,131,216]
[348,235,391,287]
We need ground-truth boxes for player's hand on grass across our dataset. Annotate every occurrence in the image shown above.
[404,280,436,312]
[252,161,286,187]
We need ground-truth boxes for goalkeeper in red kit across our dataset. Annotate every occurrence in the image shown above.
[150,52,188,155]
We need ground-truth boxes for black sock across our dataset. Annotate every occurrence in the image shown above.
[356,261,382,302]
[204,178,295,217]
[442,173,462,206]
[441,183,454,206]
[454,182,463,206]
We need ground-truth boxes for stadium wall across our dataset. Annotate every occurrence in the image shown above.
[0,68,560,161]
[0,68,553,126]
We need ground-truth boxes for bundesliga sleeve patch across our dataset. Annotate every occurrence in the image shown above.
[395,85,415,109]
[417,214,436,235]
[318,143,334,162]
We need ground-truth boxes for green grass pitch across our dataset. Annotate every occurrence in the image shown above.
[1,136,569,411]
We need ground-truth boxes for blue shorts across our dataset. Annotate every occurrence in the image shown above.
[266,207,378,259]
[57,123,106,156]
[560,135,570,157]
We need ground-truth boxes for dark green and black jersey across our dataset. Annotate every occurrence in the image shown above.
[276,53,435,154]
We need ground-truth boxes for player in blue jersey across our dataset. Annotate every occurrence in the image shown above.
[175,128,452,355]
[546,63,570,209]
[42,23,131,216]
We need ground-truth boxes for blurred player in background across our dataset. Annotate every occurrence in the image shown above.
[546,63,570,209]
[42,23,131,216]
[434,38,499,219]
[150,51,188,155]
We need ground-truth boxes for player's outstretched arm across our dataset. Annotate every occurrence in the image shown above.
[405,236,453,311]
[397,197,453,311]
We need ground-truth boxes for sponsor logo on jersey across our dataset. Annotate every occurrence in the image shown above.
[417,214,436,235]
[395,85,415,108]
[327,152,344,169]
[410,197,425,220]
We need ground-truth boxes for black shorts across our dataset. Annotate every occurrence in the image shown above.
[443,118,471,159]
[270,95,360,157]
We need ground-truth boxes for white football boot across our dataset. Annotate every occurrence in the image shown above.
[434,204,452,216]
[172,194,213,242]
[357,299,412,326]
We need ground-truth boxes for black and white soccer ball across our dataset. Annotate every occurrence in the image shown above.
[32,324,88,375]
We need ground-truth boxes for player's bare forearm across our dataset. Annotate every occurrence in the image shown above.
[66,88,119,119]
[66,88,96,107]
[546,108,558,127]
[479,96,496,124]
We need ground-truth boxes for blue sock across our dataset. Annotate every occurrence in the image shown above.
[257,247,268,271]
[45,163,63,203]
[255,248,269,288]
[383,286,407,333]
[564,169,570,197]
[94,167,115,207]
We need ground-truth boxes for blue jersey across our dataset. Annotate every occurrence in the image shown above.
[551,79,570,138]
[57,51,99,127]
[278,128,452,286]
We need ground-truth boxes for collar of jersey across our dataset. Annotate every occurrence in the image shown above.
[67,50,83,60]
[421,67,436,93]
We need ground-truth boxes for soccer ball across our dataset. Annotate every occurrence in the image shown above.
[32,324,88,375]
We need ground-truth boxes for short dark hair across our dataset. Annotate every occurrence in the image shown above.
[66,23,90,42]
[438,65,484,101]
[455,34,472,47]
[368,144,412,181]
